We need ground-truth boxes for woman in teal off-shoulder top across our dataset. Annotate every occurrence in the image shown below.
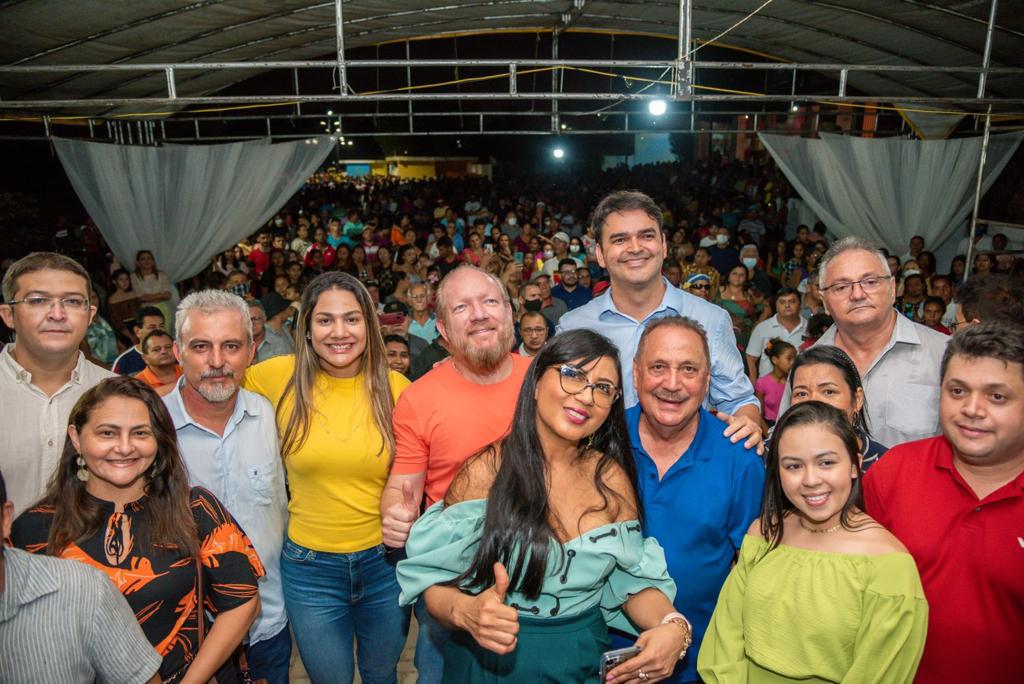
[698,402,928,683]
[397,330,693,684]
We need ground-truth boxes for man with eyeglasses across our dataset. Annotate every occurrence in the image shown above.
[780,236,948,447]
[516,310,549,357]
[611,315,764,684]
[551,258,591,311]
[0,252,114,515]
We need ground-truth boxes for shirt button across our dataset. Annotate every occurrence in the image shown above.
[48,439,53,447]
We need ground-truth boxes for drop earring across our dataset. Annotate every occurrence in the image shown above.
[76,455,90,482]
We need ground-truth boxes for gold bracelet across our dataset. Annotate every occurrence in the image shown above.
[661,616,693,660]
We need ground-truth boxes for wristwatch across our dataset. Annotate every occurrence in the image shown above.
[661,612,693,660]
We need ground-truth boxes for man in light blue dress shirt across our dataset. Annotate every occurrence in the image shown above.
[164,290,291,684]
[558,190,765,449]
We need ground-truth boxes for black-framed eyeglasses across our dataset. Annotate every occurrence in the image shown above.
[688,283,711,291]
[820,275,892,297]
[556,364,620,408]
[7,295,91,311]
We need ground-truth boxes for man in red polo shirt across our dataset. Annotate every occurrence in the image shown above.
[863,319,1024,684]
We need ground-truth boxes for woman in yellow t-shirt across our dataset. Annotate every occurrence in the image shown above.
[244,271,410,684]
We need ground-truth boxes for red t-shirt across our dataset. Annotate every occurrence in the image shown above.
[391,354,531,507]
[862,436,1024,684]
[249,247,271,276]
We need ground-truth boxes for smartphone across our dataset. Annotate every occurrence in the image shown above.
[600,646,642,680]
[378,312,405,327]
[513,252,524,264]
[484,243,494,253]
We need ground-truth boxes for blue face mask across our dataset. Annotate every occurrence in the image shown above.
[742,257,758,269]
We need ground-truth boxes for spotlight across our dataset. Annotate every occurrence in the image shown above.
[327,109,333,116]
[348,140,354,146]
[553,147,565,159]
[791,104,799,112]
[648,99,667,116]
[560,123,567,130]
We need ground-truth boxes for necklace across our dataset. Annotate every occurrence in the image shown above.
[799,518,842,534]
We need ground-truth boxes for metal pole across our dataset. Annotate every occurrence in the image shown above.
[977,0,998,98]
[677,0,693,97]
[551,32,559,133]
[165,67,177,99]
[965,0,999,280]
[335,0,348,96]
[965,106,992,282]
[406,40,414,134]
[293,68,302,115]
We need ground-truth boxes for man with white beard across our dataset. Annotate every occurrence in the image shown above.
[162,290,291,683]
[380,266,530,683]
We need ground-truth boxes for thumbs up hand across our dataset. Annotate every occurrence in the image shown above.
[458,562,520,655]
[382,480,420,548]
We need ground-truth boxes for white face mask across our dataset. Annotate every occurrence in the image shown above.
[274,218,284,227]
[569,245,580,254]
[543,248,555,259]
[716,234,729,245]
[742,257,758,269]
[507,217,517,226]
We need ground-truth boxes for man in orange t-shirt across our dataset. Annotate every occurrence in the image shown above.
[133,330,182,396]
[380,266,529,683]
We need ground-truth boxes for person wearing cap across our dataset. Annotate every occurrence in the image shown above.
[250,298,293,363]
[540,231,571,277]
[681,246,721,294]
[683,272,713,301]
[262,291,297,340]
[380,300,428,361]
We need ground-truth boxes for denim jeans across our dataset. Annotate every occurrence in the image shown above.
[413,597,450,684]
[281,540,410,684]
[245,623,292,684]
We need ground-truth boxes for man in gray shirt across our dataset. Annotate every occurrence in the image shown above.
[0,469,161,684]
[780,236,948,447]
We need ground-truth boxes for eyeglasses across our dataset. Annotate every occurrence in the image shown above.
[556,364,620,408]
[8,295,90,312]
[820,275,892,297]
[521,326,547,335]
[688,283,711,291]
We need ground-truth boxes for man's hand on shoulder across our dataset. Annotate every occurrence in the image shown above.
[715,404,766,455]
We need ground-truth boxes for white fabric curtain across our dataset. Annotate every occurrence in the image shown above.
[54,137,334,281]
[759,132,1024,254]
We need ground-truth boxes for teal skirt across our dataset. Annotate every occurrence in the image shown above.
[442,606,611,683]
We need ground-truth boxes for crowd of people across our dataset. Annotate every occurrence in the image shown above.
[1,158,1023,684]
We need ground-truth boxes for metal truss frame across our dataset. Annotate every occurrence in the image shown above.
[0,0,1019,140]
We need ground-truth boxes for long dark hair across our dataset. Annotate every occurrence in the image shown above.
[43,377,198,557]
[279,271,395,460]
[788,345,871,435]
[451,329,637,600]
[759,401,865,552]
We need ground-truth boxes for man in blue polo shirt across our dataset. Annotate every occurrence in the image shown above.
[618,315,765,683]
[558,189,764,449]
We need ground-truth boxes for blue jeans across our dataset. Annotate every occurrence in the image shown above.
[245,624,292,684]
[281,540,410,684]
[414,597,450,684]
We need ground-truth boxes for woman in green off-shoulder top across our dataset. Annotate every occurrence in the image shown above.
[698,401,928,683]
[397,330,692,684]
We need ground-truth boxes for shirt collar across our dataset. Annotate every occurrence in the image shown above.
[0,345,85,386]
[598,278,684,323]
[627,404,712,468]
[166,377,261,434]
